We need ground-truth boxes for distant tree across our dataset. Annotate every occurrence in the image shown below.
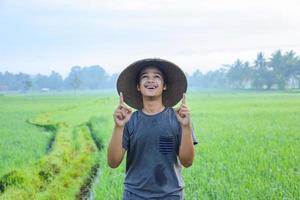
[1,72,13,90]
[23,79,32,92]
[282,51,299,88]
[33,74,48,90]
[48,71,63,90]
[80,65,109,89]
[242,61,254,88]
[64,66,81,90]
[2,49,300,91]
[296,57,300,88]
[13,73,31,91]
[0,72,8,91]
[227,59,245,88]
[107,73,119,88]
[207,68,229,88]
[64,65,110,90]
[71,74,81,95]
[268,50,285,89]
[189,69,204,87]
[252,52,268,89]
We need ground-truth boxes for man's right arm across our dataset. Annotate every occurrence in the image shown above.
[107,125,126,168]
[107,92,132,168]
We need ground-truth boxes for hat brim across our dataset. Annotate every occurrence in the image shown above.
[117,58,187,109]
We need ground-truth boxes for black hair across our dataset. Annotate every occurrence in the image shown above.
[135,65,168,87]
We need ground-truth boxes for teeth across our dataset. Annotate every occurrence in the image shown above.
[146,86,156,89]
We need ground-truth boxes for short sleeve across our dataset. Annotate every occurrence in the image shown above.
[191,127,198,145]
[170,108,198,146]
[122,123,130,150]
[178,124,198,146]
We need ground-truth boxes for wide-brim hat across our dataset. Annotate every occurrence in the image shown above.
[117,58,187,110]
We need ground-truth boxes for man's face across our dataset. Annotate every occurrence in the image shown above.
[137,67,166,98]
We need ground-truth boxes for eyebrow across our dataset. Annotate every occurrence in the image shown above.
[140,72,162,76]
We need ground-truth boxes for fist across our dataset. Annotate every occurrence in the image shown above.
[175,93,191,127]
[113,92,132,127]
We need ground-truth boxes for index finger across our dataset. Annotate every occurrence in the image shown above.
[119,92,124,104]
[182,93,186,105]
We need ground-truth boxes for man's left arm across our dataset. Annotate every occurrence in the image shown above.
[179,123,195,167]
[175,93,196,168]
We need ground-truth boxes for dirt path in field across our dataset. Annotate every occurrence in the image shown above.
[0,103,104,200]
[76,163,100,200]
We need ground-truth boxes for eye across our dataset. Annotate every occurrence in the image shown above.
[141,75,148,79]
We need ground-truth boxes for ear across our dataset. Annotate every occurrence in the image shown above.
[137,84,140,91]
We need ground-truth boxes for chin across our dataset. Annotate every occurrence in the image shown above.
[143,94,156,97]
[141,89,163,98]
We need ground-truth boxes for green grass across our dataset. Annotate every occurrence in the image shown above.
[0,96,60,177]
[184,92,300,199]
[0,94,110,199]
[0,91,299,199]
[0,94,105,177]
[92,91,300,199]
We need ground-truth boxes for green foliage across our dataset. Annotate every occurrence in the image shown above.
[1,49,299,91]
[0,171,25,193]
[93,91,300,199]
[0,92,299,199]
[86,117,108,151]
[0,94,111,199]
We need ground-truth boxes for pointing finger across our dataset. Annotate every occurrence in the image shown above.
[182,93,187,105]
[119,92,124,104]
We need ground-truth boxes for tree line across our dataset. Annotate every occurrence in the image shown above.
[0,65,118,92]
[189,50,300,89]
[0,50,299,92]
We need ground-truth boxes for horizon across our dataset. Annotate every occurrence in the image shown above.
[1,48,299,79]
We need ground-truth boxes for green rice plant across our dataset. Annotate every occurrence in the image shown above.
[92,91,300,200]
[0,95,106,199]
[1,91,299,199]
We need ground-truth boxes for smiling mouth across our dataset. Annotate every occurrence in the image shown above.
[145,85,158,89]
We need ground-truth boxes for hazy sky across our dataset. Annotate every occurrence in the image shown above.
[1,0,300,77]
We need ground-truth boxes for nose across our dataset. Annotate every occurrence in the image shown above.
[146,76,155,83]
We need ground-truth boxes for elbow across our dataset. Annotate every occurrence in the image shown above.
[107,159,121,168]
[179,154,194,168]
[182,160,193,168]
[107,152,122,168]
[107,148,124,169]
[179,151,195,168]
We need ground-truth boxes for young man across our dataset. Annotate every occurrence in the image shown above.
[107,58,198,199]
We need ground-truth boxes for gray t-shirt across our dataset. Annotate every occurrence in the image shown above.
[122,107,198,199]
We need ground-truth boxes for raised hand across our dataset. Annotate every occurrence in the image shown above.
[175,93,191,127]
[113,92,132,127]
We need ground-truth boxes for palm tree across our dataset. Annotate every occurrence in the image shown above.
[227,59,244,88]
[283,51,298,88]
[252,52,267,89]
[269,50,285,89]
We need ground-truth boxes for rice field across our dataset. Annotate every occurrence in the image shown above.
[0,90,299,199]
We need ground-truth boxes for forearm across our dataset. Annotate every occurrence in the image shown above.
[179,124,195,168]
[107,125,125,168]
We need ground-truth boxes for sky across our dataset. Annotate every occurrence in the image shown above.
[0,0,300,77]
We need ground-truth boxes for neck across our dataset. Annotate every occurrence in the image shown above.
[142,96,165,115]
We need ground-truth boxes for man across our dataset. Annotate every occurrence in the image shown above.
[107,58,198,199]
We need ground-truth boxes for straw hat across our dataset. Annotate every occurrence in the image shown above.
[117,58,187,109]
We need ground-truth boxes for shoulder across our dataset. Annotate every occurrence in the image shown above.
[165,107,178,119]
[164,107,180,125]
[125,110,139,131]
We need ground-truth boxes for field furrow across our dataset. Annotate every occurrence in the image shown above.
[0,103,102,199]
